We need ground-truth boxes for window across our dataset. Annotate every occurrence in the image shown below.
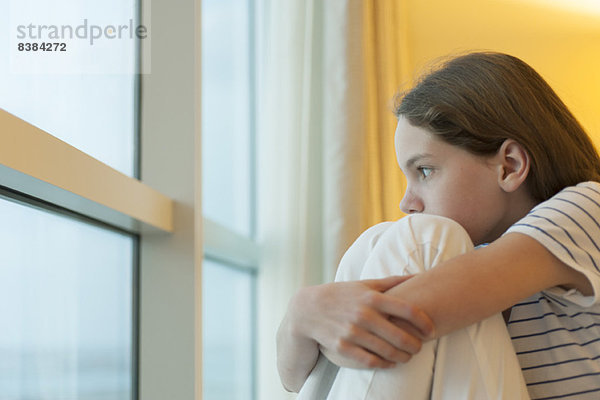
[201,0,259,398]
[2,0,139,176]
[0,196,135,399]
[201,0,254,237]
[202,259,255,398]
[0,0,145,398]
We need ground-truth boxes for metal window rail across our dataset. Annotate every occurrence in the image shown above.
[0,108,173,234]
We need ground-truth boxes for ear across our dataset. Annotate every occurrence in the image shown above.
[495,139,531,193]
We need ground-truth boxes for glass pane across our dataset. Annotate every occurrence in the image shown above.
[201,0,252,236]
[1,0,138,176]
[203,259,254,400]
[0,198,134,400]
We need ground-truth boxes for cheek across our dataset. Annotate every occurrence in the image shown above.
[438,198,469,222]
[431,182,493,239]
[453,191,504,243]
[433,178,468,211]
[425,188,463,219]
[436,204,485,244]
[422,165,497,226]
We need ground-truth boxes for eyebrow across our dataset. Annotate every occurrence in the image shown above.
[405,153,433,169]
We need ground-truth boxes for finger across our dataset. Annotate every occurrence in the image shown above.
[335,328,411,366]
[369,292,435,339]
[355,309,424,356]
[352,326,415,363]
[362,275,414,292]
[371,316,424,355]
[324,342,396,369]
[346,303,423,356]
[389,316,422,339]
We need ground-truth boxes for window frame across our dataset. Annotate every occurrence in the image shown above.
[137,0,203,398]
[0,2,156,398]
[0,109,172,233]
[0,0,261,398]
[0,0,173,399]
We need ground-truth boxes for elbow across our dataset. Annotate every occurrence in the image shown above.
[277,364,304,393]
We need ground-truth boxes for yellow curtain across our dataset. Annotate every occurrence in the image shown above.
[361,0,412,229]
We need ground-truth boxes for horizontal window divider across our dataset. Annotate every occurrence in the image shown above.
[0,109,173,233]
[203,217,260,269]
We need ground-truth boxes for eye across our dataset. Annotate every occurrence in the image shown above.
[417,166,433,179]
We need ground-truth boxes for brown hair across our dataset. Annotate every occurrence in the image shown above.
[395,51,600,202]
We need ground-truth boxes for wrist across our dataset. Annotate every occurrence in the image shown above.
[288,286,320,341]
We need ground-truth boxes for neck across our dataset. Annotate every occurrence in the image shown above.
[482,187,537,245]
[501,187,538,234]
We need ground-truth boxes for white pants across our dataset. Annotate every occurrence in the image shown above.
[298,214,529,400]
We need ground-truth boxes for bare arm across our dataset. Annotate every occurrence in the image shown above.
[276,292,320,393]
[276,232,592,392]
[385,233,592,338]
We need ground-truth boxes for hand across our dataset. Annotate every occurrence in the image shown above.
[290,276,434,369]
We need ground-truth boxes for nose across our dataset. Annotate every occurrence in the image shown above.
[400,189,424,214]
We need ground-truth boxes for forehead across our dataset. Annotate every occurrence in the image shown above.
[395,116,434,143]
[394,117,440,167]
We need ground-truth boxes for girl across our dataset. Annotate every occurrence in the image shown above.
[277,52,600,399]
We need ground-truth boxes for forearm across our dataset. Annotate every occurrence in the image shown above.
[386,233,592,338]
[276,288,320,393]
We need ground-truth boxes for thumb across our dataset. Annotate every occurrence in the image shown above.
[363,275,414,292]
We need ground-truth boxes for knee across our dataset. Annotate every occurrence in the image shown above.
[373,215,474,273]
[357,215,475,279]
[391,214,473,249]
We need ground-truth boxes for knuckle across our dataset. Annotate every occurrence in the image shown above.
[379,347,397,361]
[393,332,418,353]
[362,291,380,306]
[364,356,380,369]
[398,353,412,363]
[393,332,408,347]
[351,307,371,325]
[343,324,361,340]
[333,338,349,354]
[406,305,421,320]
[413,339,422,352]
[394,302,413,318]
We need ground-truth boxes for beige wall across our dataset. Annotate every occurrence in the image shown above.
[405,0,600,144]
[361,0,600,227]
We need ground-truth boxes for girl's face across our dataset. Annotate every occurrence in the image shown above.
[395,117,512,245]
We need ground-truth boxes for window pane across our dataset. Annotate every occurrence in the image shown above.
[1,0,137,176]
[201,0,252,236]
[203,259,254,400]
[0,198,135,400]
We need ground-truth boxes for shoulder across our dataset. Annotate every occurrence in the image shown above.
[510,181,599,229]
[506,181,600,306]
[516,181,600,235]
[553,181,600,210]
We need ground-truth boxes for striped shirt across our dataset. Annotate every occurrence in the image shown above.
[505,181,600,399]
